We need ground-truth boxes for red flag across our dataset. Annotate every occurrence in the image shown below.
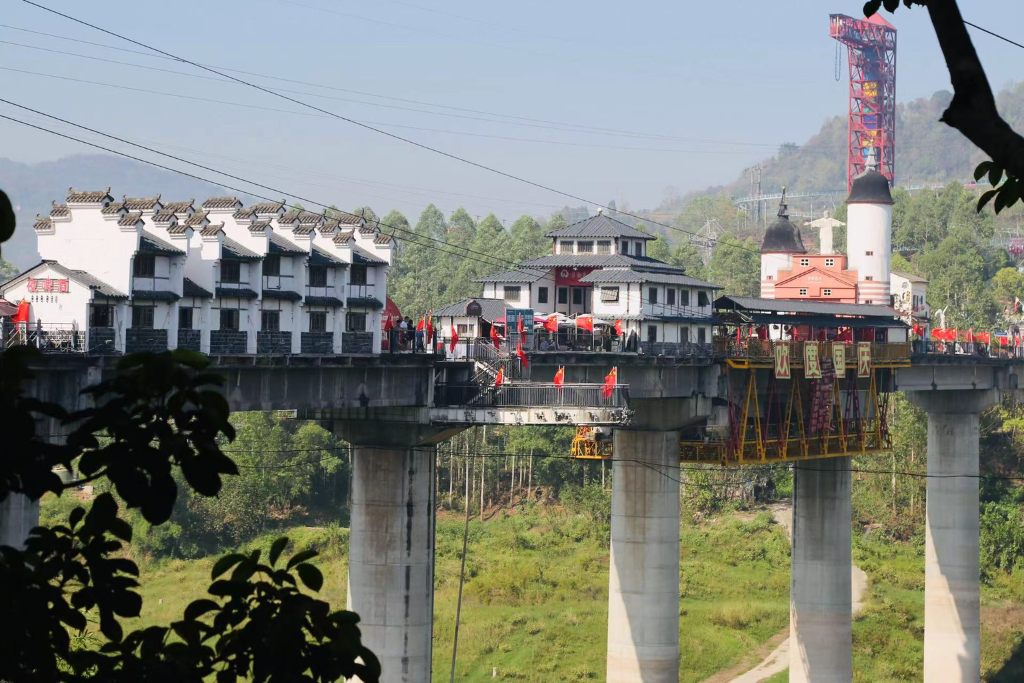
[553,366,565,389]
[576,315,594,332]
[543,314,558,333]
[495,366,504,388]
[516,339,529,368]
[384,315,394,332]
[489,324,501,350]
[426,313,434,345]
[736,326,742,343]
[517,314,524,334]
[614,319,623,336]
[417,317,425,332]
[450,317,459,352]
[12,300,29,324]
[602,367,617,399]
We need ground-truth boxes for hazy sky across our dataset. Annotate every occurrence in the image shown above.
[2,0,1022,223]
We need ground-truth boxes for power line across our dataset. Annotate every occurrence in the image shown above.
[964,20,1024,51]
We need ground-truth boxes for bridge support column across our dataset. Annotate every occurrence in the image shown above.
[906,389,997,683]
[790,456,852,683]
[346,439,436,683]
[607,428,680,683]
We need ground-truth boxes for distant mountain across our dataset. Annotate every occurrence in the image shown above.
[0,154,242,270]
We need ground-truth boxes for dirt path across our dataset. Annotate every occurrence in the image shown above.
[718,503,868,683]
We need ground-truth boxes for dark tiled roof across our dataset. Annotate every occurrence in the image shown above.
[358,222,378,235]
[35,260,127,299]
[118,212,144,227]
[261,289,302,301]
[251,201,285,215]
[67,187,112,204]
[132,289,180,301]
[49,202,69,218]
[760,211,807,254]
[152,210,177,224]
[715,295,900,319]
[165,223,189,235]
[352,246,387,265]
[184,211,209,227]
[545,213,654,240]
[319,218,341,234]
[310,245,347,266]
[336,213,364,225]
[215,286,259,299]
[579,268,722,289]
[519,253,682,271]
[346,296,384,309]
[183,278,212,298]
[374,233,393,245]
[33,216,53,231]
[101,201,125,215]
[163,200,194,215]
[222,237,262,261]
[434,298,508,320]
[202,196,241,210]
[333,230,355,245]
[269,233,306,255]
[233,207,255,220]
[475,268,548,283]
[200,222,225,237]
[248,219,272,232]
[139,231,185,255]
[123,195,161,211]
[847,168,893,204]
[305,295,344,307]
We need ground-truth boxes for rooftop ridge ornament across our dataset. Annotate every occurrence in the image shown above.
[777,186,788,217]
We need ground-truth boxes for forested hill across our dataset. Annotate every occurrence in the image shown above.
[658,80,1024,212]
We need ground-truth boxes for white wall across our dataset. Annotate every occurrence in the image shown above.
[847,202,893,304]
[760,253,792,299]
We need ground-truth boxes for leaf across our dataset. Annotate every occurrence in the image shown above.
[978,189,999,212]
[988,165,1004,187]
[184,598,220,622]
[975,160,994,181]
[111,590,143,618]
[286,549,318,570]
[100,611,124,642]
[269,537,289,567]
[69,506,86,529]
[85,493,118,532]
[108,517,133,542]
[0,189,14,245]
[295,563,323,592]
[210,553,246,580]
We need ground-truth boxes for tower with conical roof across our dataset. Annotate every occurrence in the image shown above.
[845,152,893,304]
[759,189,807,298]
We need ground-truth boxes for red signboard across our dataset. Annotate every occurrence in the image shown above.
[26,278,69,293]
[555,268,594,287]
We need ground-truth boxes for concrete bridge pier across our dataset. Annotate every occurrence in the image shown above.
[906,389,998,683]
[789,456,852,682]
[606,398,689,682]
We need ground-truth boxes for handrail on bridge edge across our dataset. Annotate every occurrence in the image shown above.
[433,382,628,409]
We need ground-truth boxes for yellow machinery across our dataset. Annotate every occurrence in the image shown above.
[569,425,612,460]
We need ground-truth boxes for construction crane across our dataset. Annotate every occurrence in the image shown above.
[830,13,897,191]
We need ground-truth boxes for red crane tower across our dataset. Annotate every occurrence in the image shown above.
[830,13,897,191]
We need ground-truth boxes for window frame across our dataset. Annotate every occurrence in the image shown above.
[131,305,155,329]
[799,258,810,267]
[308,265,328,288]
[219,308,240,331]
[345,312,367,332]
[89,303,113,328]
[576,241,594,254]
[823,288,832,296]
[799,288,808,296]
[681,290,691,306]
[133,254,156,278]
[559,240,574,254]
[309,311,327,333]
[825,258,835,267]
[220,260,241,284]
[557,287,568,304]
[503,285,522,302]
[697,291,709,307]
[537,286,549,304]
[262,254,281,277]
[596,240,612,254]
[179,307,194,329]
[261,309,280,332]
[667,288,676,306]
[600,286,620,302]
[349,264,368,286]
[648,287,658,305]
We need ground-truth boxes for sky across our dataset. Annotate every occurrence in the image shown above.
[2,0,1023,224]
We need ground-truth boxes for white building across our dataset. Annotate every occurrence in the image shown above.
[890,270,929,327]
[0,189,393,355]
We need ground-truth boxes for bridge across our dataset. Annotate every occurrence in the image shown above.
[4,336,1018,683]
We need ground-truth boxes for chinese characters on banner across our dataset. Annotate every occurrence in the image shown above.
[832,342,846,375]
[774,341,791,379]
[804,341,822,379]
[857,342,872,378]
[26,278,69,293]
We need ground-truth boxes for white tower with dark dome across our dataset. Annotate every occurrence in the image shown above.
[759,190,807,299]
[845,153,893,305]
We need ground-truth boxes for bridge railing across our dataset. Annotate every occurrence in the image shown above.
[720,338,912,365]
[918,340,1024,360]
[434,382,627,408]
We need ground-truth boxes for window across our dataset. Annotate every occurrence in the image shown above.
[221,261,240,284]
[698,327,707,344]
[457,324,475,336]
[261,309,280,331]
[263,255,281,277]
[559,241,574,254]
[865,251,874,256]
[309,311,327,333]
[346,312,366,332]
[308,265,327,288]
[600,286,620,302]
[597,240,612,254]
[133,254,155,278]
[537,287,549,304]
[349,264,368,285]
[503,286,521,302]
[823,289,832,296]
[577,241,594,254]
[572,288,583,305]
[681,290,690,306]
[647,325,657,343]
[799,288,808,296]
[634,241,642,256]
[89,304,113,328]
[179,307,193,329]
[697,291,709,307]
[557,287,568,304]
[825,258,835,267]
[648,287,658,305]
[766,275,774,280]
[132,305,154,329]
[667,288,676,306]
[865,275,873,281]
[865,299,873,304]
[800,258,810,267]
[220,308,239,331]
[680,326,690,342]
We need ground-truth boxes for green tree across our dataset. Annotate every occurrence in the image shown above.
[545,214,568,233]
[508,215,547,262]
[989,267,1024,316]
[671,240,707,280]
[353,206,379,222]
[646,233,672,262]
[0,256,17,280]
[707,233,759,296]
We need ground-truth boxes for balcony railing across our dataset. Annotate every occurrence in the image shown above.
[1,322,87,353]
[434,382,627,408]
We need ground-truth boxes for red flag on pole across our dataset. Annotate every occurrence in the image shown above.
[417,317,425,332]
[736,326,742,343]
[450,317,459,353]
[13,299,29,324]
[602,367,617,399]
[543,314,558,333]
[553,366,565,389]
[614,319,623,336]
[517,314,524,335]
[516,339,529,367]
[489,323,501,350]
[576,315,594,332]
[494,366,504,388]
[426,312,434,345]
[967,328,974,343]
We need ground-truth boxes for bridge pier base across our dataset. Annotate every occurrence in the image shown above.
[607,428,681,683]
[906,389,997,683]
[346,440,437,683]
[790,456,852,683]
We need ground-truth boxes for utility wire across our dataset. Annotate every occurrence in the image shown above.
[964,20,1024,51]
